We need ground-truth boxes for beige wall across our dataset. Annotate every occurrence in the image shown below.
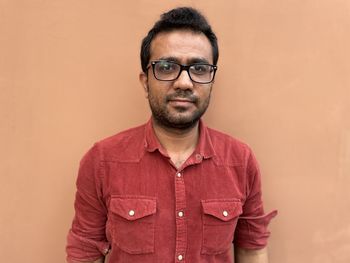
[1,1,349,262]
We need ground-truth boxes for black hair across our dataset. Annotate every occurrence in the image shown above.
[140,7,219,72]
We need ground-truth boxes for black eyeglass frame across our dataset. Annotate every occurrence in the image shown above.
[147,60,218,84]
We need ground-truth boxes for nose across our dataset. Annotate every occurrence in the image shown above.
[173,69,194,90]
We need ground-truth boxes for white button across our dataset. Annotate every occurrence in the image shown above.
[129,210,135,216]
[178,211,184,217]
[223,210,228,217]
[178,254,183,261]
[176,172,182,178]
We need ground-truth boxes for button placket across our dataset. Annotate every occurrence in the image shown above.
[174,170,187,262]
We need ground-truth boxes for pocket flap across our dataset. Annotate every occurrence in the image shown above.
[201,199,242,222]
[110,196,157,221]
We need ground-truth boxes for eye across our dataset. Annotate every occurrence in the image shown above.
[156,61,177,73]
[190,64,211,75]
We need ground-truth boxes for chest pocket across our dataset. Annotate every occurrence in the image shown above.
[109,196,157,254]
[201,199,242,255]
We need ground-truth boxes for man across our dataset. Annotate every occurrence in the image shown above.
[66,7,277,263]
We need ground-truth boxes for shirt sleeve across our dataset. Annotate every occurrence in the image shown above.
[234,149,277,249]
[66,144,110,262]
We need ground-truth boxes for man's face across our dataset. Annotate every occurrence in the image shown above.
[140,30,214,130]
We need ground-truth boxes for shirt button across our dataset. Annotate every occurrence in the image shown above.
[223,210,228,217]
[178,211,184,217]
[176,172,182,178]
[129,210,135,216]
[178,254,183,261]
[195,153,202,161]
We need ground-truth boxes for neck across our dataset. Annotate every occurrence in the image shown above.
[151,118,200,167]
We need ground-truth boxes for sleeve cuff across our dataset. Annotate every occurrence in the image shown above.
[66,229,110,262]
[234,210,278,249]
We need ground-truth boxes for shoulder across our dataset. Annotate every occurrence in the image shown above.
[206,126,253,166]
[85,123,147,162]
[207,127,249,150]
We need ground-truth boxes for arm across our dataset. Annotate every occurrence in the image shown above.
[233,150,277,261]
[234,246,268,263]
[66,144,110,262]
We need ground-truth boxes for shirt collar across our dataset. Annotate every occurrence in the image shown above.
[196,119,216,159]
[143,118,216,159]
[143,118,164,154]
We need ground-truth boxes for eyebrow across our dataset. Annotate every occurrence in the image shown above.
[188,57,210,64]
[158,56,210,65]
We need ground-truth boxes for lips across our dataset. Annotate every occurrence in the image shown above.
[167,94,197,103]
[169,98,194,103]
[167,97,196,109]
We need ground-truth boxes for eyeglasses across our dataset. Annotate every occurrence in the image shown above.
[147,60,217,84]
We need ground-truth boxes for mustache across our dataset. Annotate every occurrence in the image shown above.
[166,90,198,102]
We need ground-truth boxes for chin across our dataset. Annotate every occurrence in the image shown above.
[166,114,202,128]
[169,113,196,124]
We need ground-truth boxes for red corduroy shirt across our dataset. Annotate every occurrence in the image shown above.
[66,119,277,262]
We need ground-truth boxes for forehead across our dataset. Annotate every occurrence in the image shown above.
[149,30,213,63]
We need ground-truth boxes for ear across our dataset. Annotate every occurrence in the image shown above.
[139,72,149,98]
